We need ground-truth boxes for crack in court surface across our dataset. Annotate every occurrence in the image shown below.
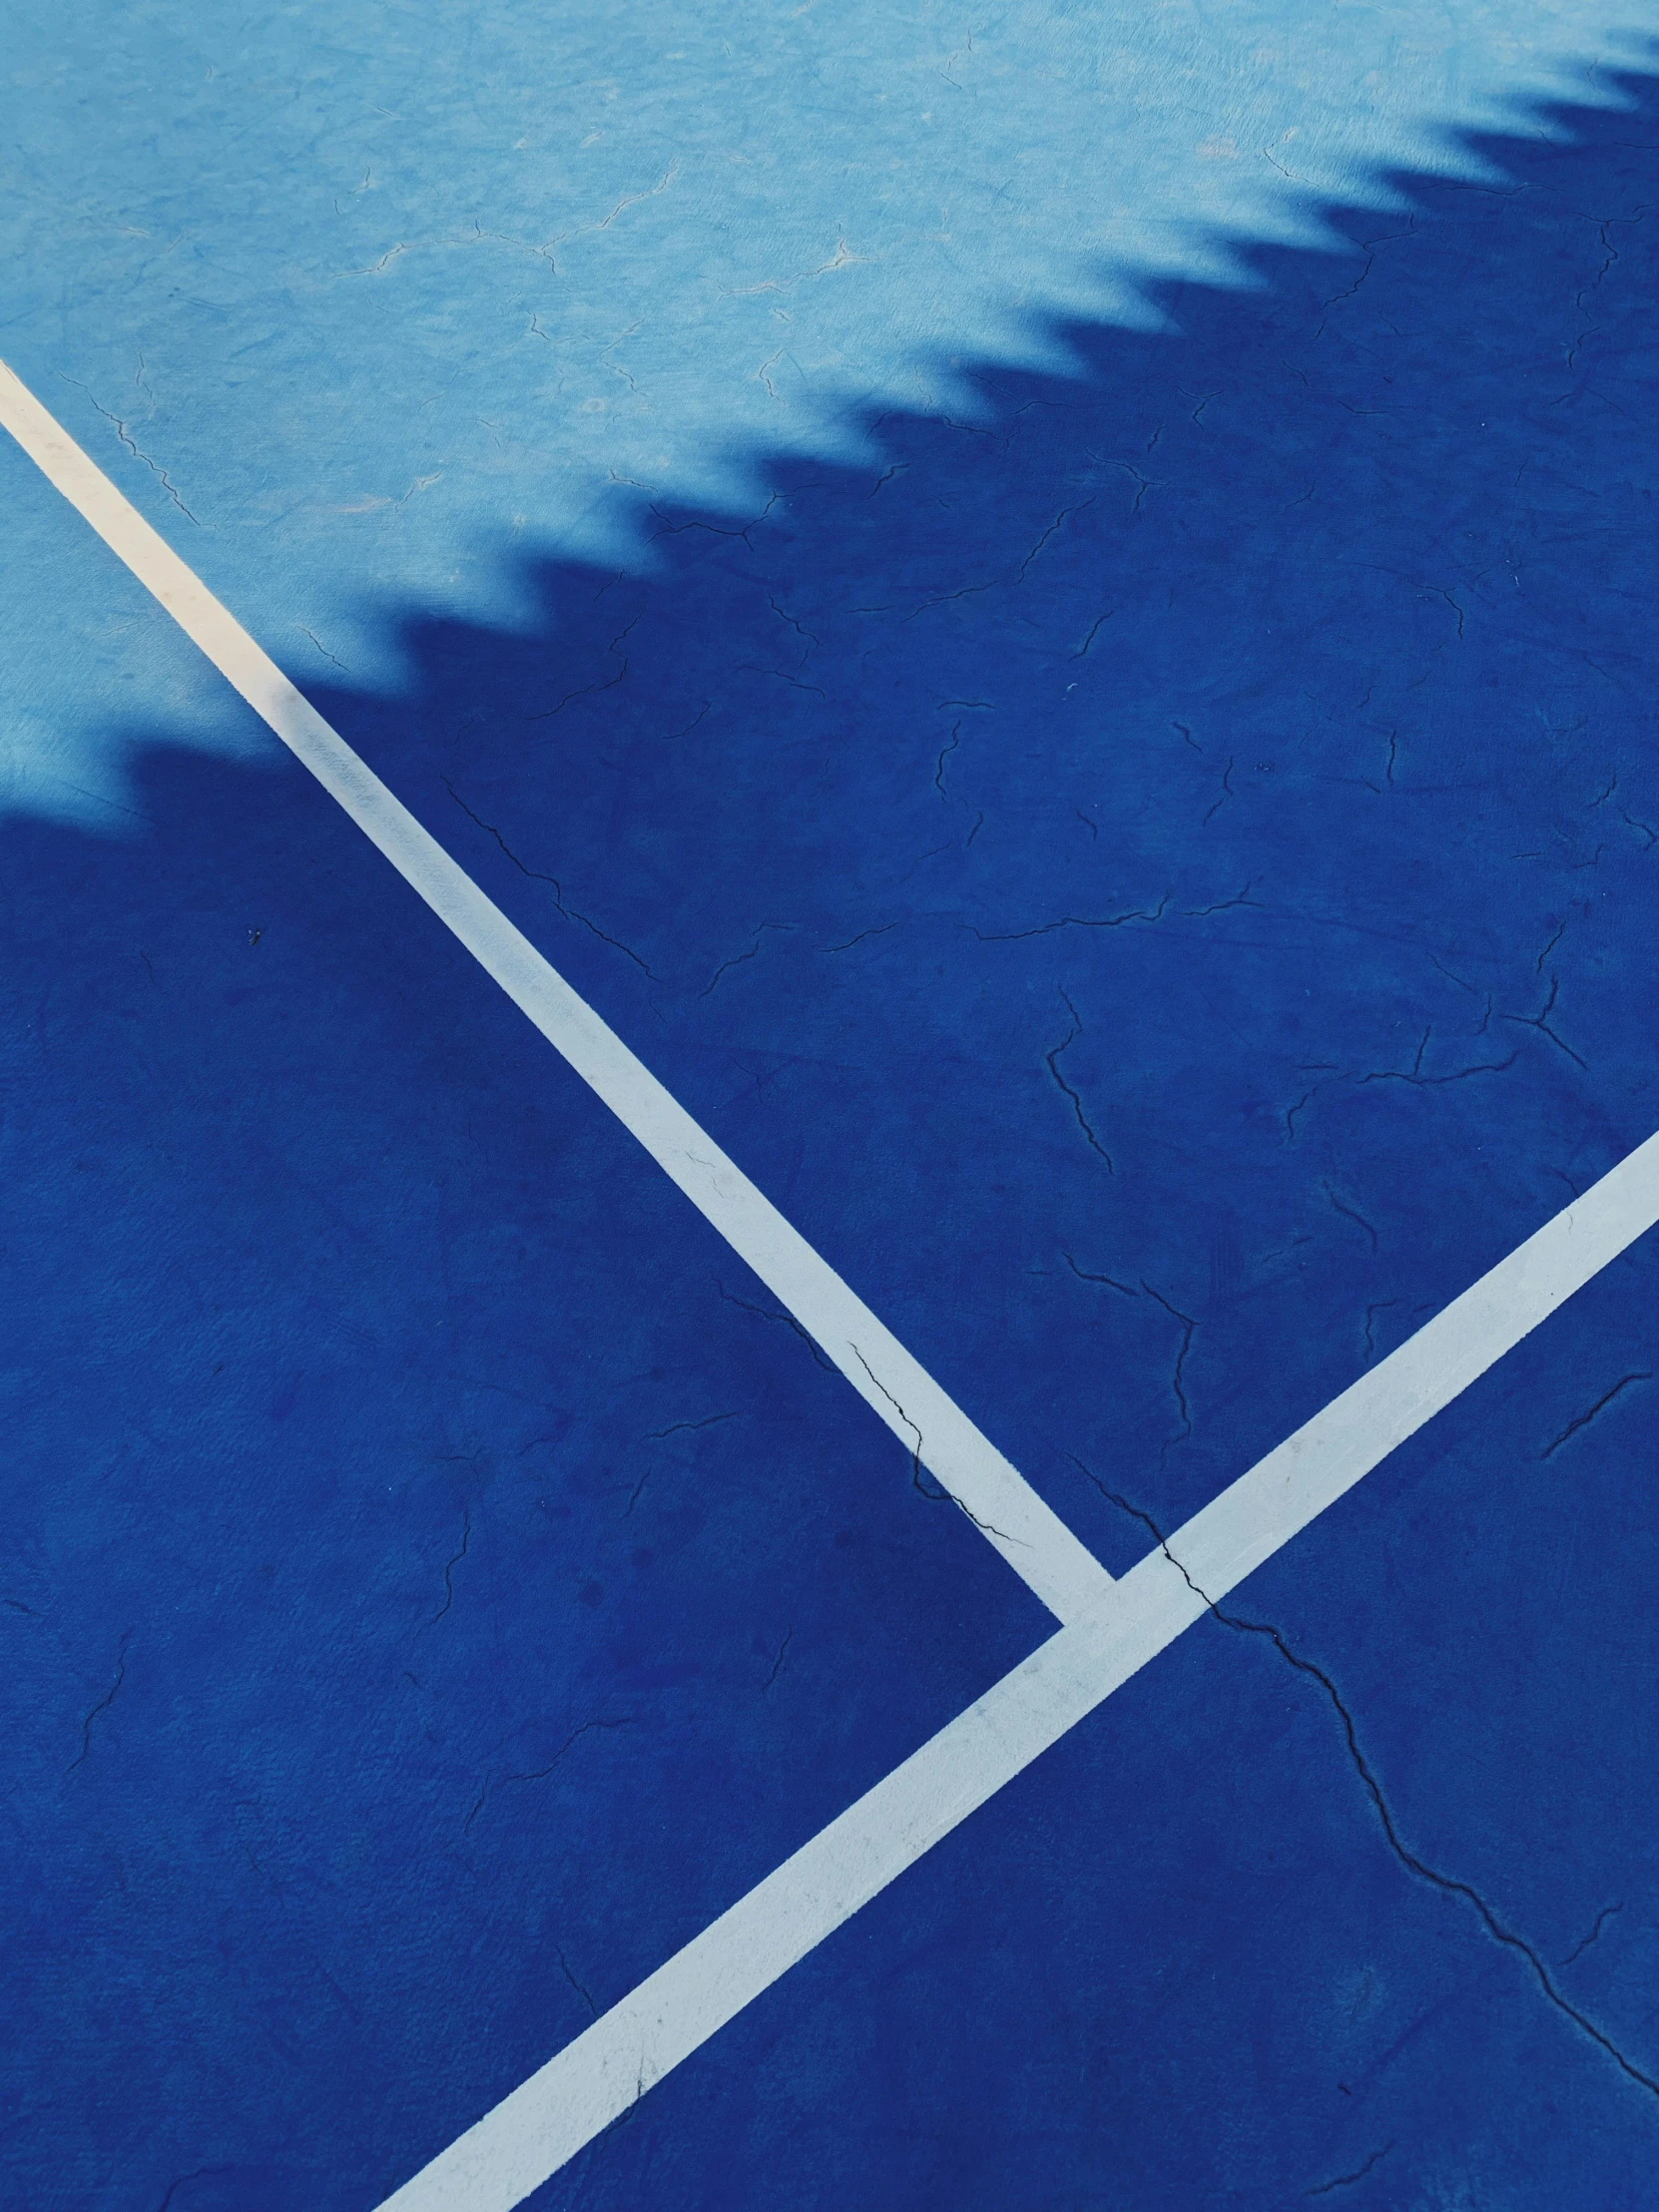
[1096,1485,1659,2104]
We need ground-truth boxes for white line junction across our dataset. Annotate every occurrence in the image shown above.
[5,357,1656,2212]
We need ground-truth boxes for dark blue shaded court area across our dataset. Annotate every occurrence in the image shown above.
[6,57,1659,2212]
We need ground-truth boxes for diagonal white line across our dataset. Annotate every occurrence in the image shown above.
[0,354,1112,1627]
[17,346,1657,2203]
[373,1130,1659,2212]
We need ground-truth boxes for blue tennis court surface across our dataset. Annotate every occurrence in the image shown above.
[5,6,1659,2207]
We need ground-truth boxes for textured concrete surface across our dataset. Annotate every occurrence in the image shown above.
[4,8,1659,2207]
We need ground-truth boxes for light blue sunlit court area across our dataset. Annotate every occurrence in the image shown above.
[7,2,1659,2205]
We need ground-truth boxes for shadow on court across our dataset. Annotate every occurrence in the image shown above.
[7,54,1659,2212]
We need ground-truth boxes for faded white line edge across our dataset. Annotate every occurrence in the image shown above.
[374,1130,1659,2211]
[0,353,1112,1628]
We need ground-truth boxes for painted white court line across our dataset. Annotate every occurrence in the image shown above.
[374,1130,1659,2212]
[0,355,1111,1628]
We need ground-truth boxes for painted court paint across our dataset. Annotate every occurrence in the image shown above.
[11,353,1658,2209]
[6,8,1659,2208]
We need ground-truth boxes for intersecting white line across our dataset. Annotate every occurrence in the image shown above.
[13,351,1658,2209]
[374,1132,1659,2211]
[0,355,1111,1629]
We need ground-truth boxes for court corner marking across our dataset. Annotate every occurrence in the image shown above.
[373,1131,1659,2211]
